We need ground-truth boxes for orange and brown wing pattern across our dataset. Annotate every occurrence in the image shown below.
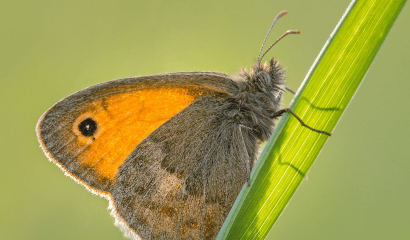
[36,72,234,195]
[110,95,252,239]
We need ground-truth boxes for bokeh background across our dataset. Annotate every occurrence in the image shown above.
[1,0,409,239]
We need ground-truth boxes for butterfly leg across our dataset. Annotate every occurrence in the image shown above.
[273,108,332,136]
[285,86,296,94]
[238,125,251,186]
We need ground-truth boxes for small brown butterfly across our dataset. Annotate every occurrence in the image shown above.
[36,11,330,240]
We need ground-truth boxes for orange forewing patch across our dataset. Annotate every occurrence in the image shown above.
[69,87,204,188]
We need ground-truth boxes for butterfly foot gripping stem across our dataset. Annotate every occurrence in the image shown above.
[274,108,332,136]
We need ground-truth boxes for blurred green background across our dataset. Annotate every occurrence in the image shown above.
[1,0,409,239]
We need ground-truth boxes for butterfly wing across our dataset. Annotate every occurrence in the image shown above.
[37,72,252,239]
[37,72,235,194]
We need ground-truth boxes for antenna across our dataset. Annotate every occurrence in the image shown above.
[257,11,300,64]
[259,30,300,62]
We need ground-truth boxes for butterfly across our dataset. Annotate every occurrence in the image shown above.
[36,11,330,240]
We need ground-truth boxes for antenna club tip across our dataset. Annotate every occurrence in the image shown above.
[287,30,300,34]
[278,10,288,17]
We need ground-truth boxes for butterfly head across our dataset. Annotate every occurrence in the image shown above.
[237,58,286,101]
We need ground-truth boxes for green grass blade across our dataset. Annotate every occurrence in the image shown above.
[217,0,407,239]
